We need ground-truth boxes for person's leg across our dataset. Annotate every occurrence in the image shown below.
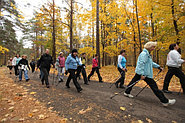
[14,65,19,76]
[66,70,72,88]
[58,67,62,81]
[81,67,88,84]
[115,68,122,84]
[145,77,168,103]
[88,68,95,80]
[61,67,65,80]
[42,68,49,87]
[19,70,22,81]
[174,68,185,93]
[24,70,29,81]
[95,68,102,82]
[69,69,82,92]
[76,66,82,78]
[163,67,175,91]
[125,74,141,94]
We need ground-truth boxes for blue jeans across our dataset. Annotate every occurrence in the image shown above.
[19,70,29,80]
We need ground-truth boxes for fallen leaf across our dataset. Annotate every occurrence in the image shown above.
[1,118,7,122]
[138,120,144,123]
[146,118,152,123]
[8,106,14,110]
[172,121,177,123]
[28,113,33,117]
[19,118,25,122]
[114,93,119,95]
[38,114,46,120]
[48,102,51,105]
[32,109,39,113]
[78,107,92,114]
[5,114,10,117]
[30,92,36,95]
[120,107,126,111]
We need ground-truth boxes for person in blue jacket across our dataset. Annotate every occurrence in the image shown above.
[65,49,83,92]
[124,41,176,107]
[115,50,127,88]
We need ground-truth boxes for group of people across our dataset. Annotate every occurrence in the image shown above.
[114,41,185,106]
[7,41,185,107]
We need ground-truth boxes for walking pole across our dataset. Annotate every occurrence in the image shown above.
[135,70,162,97]
[110,79,141,99]
[109,72,123,88]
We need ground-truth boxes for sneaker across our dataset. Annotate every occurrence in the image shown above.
[26,79,30,82]
[162,99,176,106]
[66,85,70,88]
[162,90,172,94]
[46,85,50,88]
[84,83,89,85]
[124,92,134,98]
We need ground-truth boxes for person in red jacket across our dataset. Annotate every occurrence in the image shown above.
[88,54,103,83]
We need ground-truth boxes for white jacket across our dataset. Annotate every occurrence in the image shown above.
[166,50,184,68]
[12,57,17,66]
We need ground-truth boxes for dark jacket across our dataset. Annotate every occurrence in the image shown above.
[30,61,36,68]
[37,53,53,68]
[18,59,30,70]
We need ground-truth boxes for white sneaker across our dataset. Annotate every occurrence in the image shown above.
[124,92,134,98]
[162,99,176,107]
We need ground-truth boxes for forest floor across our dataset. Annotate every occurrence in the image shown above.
[0,66,185,123]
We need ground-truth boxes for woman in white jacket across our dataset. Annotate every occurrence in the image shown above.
[162,43,185,94]
[12,54,21,77]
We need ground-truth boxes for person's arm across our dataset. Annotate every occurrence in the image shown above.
[18,59,21,66]
[152,62,160,68]
[12,57,16,66]
[50,56,54,66]
[171,51,184,64]
[65,56,70,71]
[78,57,82,66]
[118,55,123,69]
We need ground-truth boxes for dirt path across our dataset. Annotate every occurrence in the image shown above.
[3,68,185,123]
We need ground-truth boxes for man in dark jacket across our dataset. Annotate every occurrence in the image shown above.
[30,59,36,73]
[18,55,30,82]
[37,49,54,88]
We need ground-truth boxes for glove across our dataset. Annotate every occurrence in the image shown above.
[125,68,128,72]
[82,64,85,67]
[65,70,68,75]
[158,67,163,72]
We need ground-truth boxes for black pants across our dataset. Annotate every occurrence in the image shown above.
[41,67,50,86]
[115,67,125,87]
[14,65,19,76]
[88,67,102,81]
[66,69,82,91]
[163,66,185,93]
[31,66,35,73]
[76,66,88,84]
[125,74,168,103]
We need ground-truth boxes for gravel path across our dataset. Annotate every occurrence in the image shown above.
[10,70,185,123]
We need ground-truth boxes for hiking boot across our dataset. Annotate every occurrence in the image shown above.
[162,90,172,94]
[119,85,125,89]
[26,79,30,82]
[77,88,83,93]
[162,99,176,107]
[46,85,50,88]
[124,92,134,98]
[99,80,103,83]
[115,82,119,88]
[84,83,89,85]
[66,85,70,88]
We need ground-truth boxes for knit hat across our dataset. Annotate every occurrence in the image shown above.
[59,52,63,55]
[72,49,78,53]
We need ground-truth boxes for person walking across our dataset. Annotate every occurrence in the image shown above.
[18,55,30,82]
[37,49,54,88]
[124,41,176,107]
[88,54,103,83]
[30,59,36,73]
[162,43,185,94]
[65,49,83,92]
[76,53,89,85]
[12,54,21,77]
[56,52,65,82]
[115,50,127,88]
[7,58,13,74]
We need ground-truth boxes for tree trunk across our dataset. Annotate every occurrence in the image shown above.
[96,0,100,67]
[52,0,56,63]
[171,0,179,41]
[135,0,142,53]
[70,0,73,52]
